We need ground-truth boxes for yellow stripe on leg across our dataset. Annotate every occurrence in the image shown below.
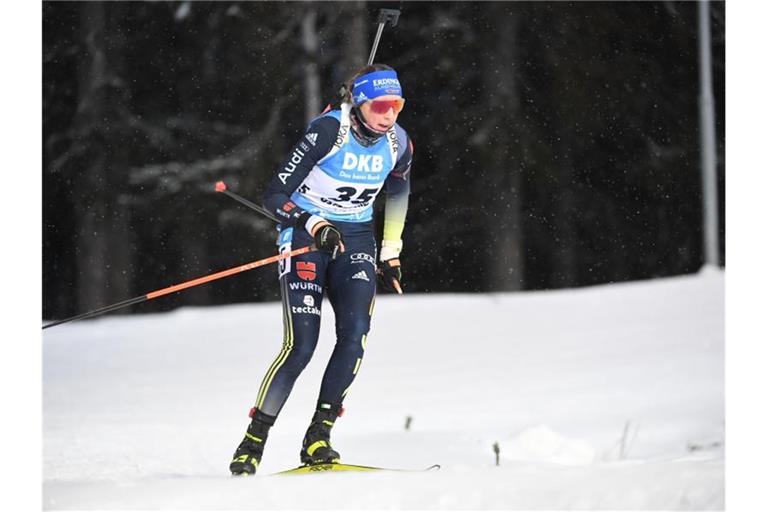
[256,279,295,409]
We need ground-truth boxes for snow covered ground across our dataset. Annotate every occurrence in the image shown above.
[42,270,724,509]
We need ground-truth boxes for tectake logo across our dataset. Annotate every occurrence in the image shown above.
[342,153,384,173]
[292,305,320,316]
[303,295,315,307]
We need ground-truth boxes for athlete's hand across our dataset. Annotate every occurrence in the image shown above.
[312,221,345,259]
[377,258,403,294]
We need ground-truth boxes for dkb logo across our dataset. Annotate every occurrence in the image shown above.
[342,152,383,173]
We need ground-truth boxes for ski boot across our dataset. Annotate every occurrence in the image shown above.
[300,403,342,465]
[230,410,274,475]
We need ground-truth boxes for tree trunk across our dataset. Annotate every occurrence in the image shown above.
[481,4,525,291]
[73,2,133,311]
[302,6,321,123]
[338,1,368,76]
[548,16,579,288]
[72,3,109,311]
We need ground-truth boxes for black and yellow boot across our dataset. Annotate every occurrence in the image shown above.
[229,411,274,475]
[300,403,342,465]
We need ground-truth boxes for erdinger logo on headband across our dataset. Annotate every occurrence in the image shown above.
[352,69,403,105]
[372,78,400,88]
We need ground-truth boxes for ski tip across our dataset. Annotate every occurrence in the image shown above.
[215,181,227,193]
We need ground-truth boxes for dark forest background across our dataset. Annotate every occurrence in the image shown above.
[42,1,725,320]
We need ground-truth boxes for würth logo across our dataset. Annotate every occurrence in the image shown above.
[297,261,317,281]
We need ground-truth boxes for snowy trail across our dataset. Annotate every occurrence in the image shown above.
[43,270,724,509]
[45,458,722,510]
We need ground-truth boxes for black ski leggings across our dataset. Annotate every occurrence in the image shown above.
[253,221,377,418]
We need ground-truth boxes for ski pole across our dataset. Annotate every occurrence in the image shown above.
[215,181,279,223]
[367,8,401,65]
[42,245,315,330]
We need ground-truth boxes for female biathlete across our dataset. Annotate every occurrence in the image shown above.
[230,63,413,475]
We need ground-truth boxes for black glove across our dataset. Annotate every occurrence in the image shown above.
[312,221,345,259]
[377,258,403,294]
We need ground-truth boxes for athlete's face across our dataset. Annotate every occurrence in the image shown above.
[359,95,404,132]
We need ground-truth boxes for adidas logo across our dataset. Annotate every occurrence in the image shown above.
[351,270,369,282]
[306,132,318,146]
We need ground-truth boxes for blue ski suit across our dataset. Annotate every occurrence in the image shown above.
[252,103,413,420]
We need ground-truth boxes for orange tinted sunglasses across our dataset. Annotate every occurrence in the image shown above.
[369,98,406,114]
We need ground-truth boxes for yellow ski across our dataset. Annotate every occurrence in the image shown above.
[273,463,440,475]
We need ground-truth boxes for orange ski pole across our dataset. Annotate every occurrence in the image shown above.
[42,245,315,330]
